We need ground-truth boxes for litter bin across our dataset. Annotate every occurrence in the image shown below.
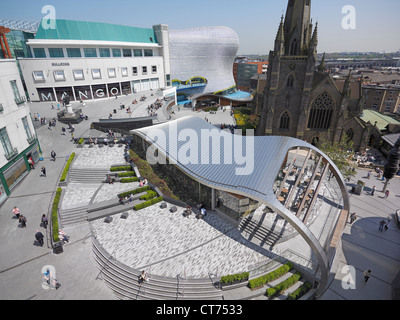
[113,109,117,114]
[53,241,63,254]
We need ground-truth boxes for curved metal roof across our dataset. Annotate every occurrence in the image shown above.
[132,116,350,297]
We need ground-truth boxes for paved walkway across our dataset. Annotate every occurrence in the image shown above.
[0,94,399,300]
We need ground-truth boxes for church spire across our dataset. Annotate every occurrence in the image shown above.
[318,52,325,72]
[274,15,285,54]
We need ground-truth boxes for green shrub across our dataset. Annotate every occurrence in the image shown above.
[118,186,152,198]
[60,153,75,182]
[117,172,136,178]
[120,177,140,183]
[266,272,302,298]
[239,107,252,115]
[52,188,62,242]
[110,166,131,172]
[287,282,312,300]
[78,138,84,145]
[139,190,157,201]
[248,262,293,289]
[220,272,249,284]
[204,106,218,112]
[134,196,163,211]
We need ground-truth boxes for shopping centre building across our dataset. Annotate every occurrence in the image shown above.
[17,19,251,105]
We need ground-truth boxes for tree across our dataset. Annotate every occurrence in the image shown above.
[383,136,400,192]
[317,133,357,181]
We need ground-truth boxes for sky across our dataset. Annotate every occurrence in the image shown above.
[1,0,399,55]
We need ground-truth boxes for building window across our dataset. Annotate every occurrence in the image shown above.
[99,48,111,58]
[33,71,45,82]
[92,69,102,79]
[166,74,171,86]
[132,67,138,76]
[134,49,143,57]
[0,127,14,158]
[22,116,33,141]
[307,92,334,130]
[108,68,116,78]
[286,75,294,88]
[67,48,82,58]
[372,103,378,110]
[142,66,147,75]
[48,48,64,58]
[144,49,153,57]
[73,70,85,80]
[10,80,21,101]
[122,49,132,57]
[84,48,97,58]
[152,66,157,74]
[121,67,128,77]
[53,70,66,81]
[290,39,298,55]
[280,111,290,129]
[112,49,121,57]
[33,48,46,58]
[345,128,354,142]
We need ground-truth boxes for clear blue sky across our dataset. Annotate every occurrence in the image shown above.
[1,0,399,55]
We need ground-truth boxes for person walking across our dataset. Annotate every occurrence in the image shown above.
[384,219,390,232]
[385,190,389,198]
[41,166,46,177]
[379,219,386,232]
[35,230,45,247]
[51,150,56,162]
[27,157,35,169]
[363,270,371,285]
[349,212,357,224]
[371,186,376,196]
[41,214,48,229]
[19,214,27,228]
[12,206,20,219]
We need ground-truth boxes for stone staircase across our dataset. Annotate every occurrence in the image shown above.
[59,206,88,227]
[238,215,282,248]
[69,168,109,184]
[92,238,224,300]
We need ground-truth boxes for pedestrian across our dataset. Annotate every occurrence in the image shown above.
[41,166,46,177]
[371,186,376,196]
[19,214,27,228]
[363,270,371,285]
[51,150,56,162]
[139,270,148,284]
[379,219,386,232]
[385,190,389,198]
[349,212,357,224]
[384,219,390,231]
[35,230,44,246]
[70,132,74,142]
[27,157,35,169]
[12,206,20,219]
[367,171,371,179]
[51,104,55,109]
[62,127,66,135]
[44,268,51,284]
[41,214,48,229]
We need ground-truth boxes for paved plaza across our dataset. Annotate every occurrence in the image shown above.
[0,93,399,300]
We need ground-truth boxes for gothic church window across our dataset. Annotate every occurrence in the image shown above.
[307,92,334,130]
[345,128,354,142]
[280,111,290,129]
[290,39,298,55]
[287,75,294,88]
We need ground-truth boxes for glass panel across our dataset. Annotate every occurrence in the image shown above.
[67,48,81,58]
[22,116,33,140]
[132,67,138,75]
[152,66,157,73]
[142,66,147,74]
[144,49,153,57]
[84,48,97,58]
[73,70,85,80]
[133,49,143,57]
[10,80,21,100]
[122,49,132,57]
[53,71,66,81]
[33,48,46,58]
[0,127,13,155]
[48,48,64,58]
[99,48,111,57]
[112,49,121,57]
[92,69,101,79]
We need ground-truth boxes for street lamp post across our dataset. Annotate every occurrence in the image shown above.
[383,136,400,193]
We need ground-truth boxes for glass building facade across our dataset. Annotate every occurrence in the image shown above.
[0,29,34,59]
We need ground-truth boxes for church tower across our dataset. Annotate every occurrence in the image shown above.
[257,0,317,139]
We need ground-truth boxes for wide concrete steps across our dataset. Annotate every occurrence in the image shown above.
[92,238,223,300]
[238,216,282,247]
[69,168,109,183]
[59,206,88,227]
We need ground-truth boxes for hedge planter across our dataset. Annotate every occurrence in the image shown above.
[266,272,302,299]
[248,262,293,290]
[134,196,164,211]
[60,153,75,183]
[220,272,249,287]
[110,166,131,172]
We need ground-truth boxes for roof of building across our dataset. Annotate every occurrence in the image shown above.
[382,133,400,147]
[0,18,40,33]
[359,110,400,131]
[34,19,156,44]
